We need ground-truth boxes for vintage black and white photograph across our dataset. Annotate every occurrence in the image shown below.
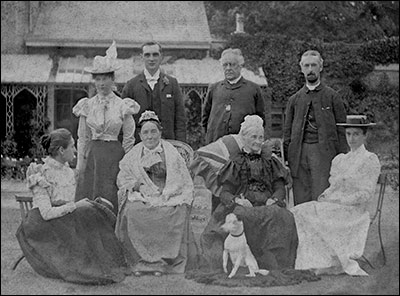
[1,1,399,295]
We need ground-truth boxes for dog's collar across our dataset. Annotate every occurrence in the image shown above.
[230,230,244,238]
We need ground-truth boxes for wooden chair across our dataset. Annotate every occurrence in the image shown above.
[265,138,293,207]
[267,138,390,268]
[359,172,388,268]
[12,141,194,271]
[12,194,33,270]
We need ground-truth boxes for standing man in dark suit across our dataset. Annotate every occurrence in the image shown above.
[283,50,348,206]
[201,48,266,213]
[122,41,187,143]
[201,48,265,145]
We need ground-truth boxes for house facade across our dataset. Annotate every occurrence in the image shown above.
[1,1,270,155]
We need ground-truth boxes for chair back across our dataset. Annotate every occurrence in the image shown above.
[15,195,33,221]
[166,139,194,169]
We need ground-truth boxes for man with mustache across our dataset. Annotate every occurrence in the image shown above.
[283,50,347,205]
[201,48,266,212]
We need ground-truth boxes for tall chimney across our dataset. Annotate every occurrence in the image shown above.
[234,13,245,34]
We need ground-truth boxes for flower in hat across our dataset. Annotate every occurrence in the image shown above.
[84,40,121,74]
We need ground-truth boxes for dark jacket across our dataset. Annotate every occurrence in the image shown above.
[121,71,187,143]
[283,83,348,177]
[201,77,265,144]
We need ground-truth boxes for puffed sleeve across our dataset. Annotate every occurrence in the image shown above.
[121,98,140,153]
[338,153,381,206]
[323,153,381,207]
[72,97,90,117]
[27,163,76,221]
[120,98,140,116]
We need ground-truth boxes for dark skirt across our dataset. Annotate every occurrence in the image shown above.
[75,140,124,214]
[15,202,127,285]
[199,203,298,272]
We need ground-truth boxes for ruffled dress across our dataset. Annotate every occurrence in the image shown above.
[15,157,128,285]
[72,93,140,213]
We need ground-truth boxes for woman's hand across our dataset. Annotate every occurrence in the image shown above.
[234,194,253,207]
[139,184,158,197]
[266,198,277,206]
[75,198,90,208]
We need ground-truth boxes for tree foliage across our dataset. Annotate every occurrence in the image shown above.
[205,1,399,42]
[206,1,399,126]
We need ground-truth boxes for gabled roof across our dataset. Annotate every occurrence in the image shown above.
[1,54,53,83]
[55,57,268,86]
[26,1,211,49]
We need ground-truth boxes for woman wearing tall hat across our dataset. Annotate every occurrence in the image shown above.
[73,41,140,215]
[290,115,381,276]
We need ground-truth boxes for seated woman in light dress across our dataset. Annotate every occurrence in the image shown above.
[16,128,127,285]
[115,110,199,277]
[290,115,381,276]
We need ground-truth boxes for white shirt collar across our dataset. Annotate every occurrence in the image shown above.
[144,68,160,81]
[227,75,242,85]
[306,81,320,91]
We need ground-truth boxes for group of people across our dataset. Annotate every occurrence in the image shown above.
[15,41,381,285]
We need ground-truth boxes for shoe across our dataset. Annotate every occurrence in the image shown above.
[134,271,142,277]
[153,271,162,277]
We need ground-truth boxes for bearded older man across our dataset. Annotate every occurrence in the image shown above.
[283,50,347,206]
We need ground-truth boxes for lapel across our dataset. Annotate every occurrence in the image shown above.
[138,72,151,92]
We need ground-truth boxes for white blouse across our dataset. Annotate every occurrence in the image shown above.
[72,93,140,171]
[27,157,77,220]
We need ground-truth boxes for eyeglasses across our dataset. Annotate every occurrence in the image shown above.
[143,52,160,58]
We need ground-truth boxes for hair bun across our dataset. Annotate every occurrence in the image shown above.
[40,134,52,152]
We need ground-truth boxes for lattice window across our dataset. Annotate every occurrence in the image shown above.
[1,84,48,137]
[180,85,208,103]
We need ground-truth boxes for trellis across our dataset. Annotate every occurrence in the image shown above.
[1,84,48,138]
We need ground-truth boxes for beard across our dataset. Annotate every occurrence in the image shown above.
[306,73,318,83]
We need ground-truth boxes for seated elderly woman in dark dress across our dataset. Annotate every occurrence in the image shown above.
[191,115,298,272]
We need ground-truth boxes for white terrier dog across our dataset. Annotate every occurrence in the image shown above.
[221,213,270,278]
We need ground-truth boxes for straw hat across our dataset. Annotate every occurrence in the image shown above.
[84,40,121,74]
[336,115,376,127]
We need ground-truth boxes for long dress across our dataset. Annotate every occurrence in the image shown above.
[115,139,199,274]
[15,157,127,285]
[290,144,381,276]
[72,93,140,213]
[190,134,298,271]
